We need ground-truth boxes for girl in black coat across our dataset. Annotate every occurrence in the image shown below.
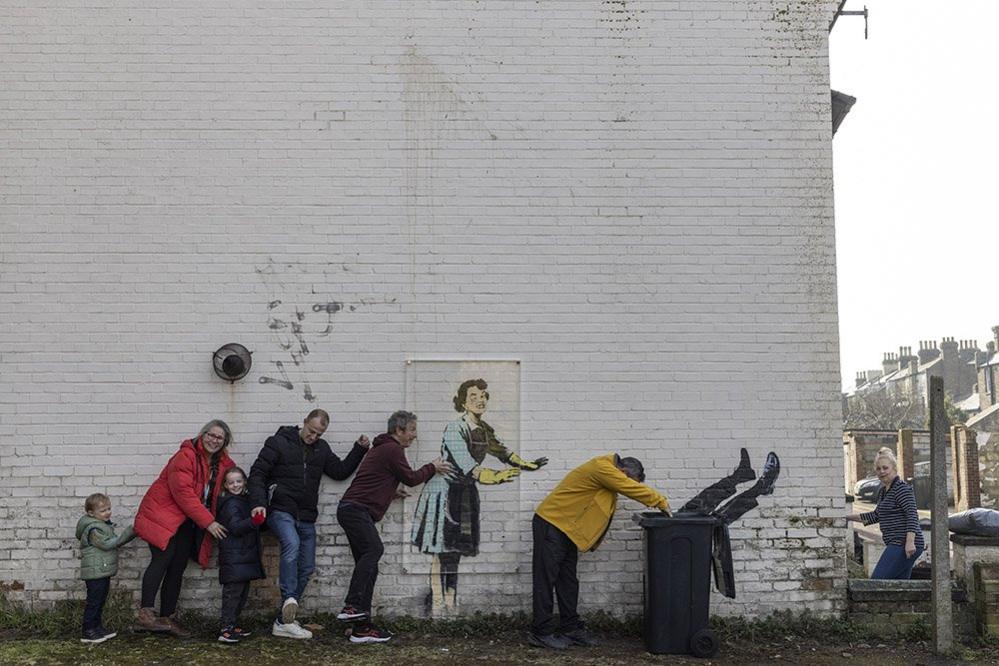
[216,467,266,643]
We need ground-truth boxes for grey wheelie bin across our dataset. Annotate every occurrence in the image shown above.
[633,511,720,658]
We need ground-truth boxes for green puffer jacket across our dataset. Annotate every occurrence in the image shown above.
[76,515,136,580]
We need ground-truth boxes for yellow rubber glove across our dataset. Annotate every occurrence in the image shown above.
[507,453,549,471]
[477,467,521,484]
[657,499,672,516]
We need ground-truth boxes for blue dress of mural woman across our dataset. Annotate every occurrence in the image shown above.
[411,378,547,614]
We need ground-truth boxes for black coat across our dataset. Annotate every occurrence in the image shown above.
[247,425,366,523]
[216,493,265,584]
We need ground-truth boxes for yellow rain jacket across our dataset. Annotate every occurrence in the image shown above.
[535,454,670,552]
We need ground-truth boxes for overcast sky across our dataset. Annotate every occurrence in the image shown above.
[829,0,999,391]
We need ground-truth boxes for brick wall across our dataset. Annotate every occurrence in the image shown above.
[0,0,845,617]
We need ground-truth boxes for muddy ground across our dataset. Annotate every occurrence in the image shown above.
[1,625,995,665]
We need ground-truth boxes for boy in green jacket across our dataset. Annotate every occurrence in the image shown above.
[76,492,136,643]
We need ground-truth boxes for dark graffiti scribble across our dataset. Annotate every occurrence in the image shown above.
[290,321,309,355]
[256,259,373,401]
[313,301,343,314]
[312,301,343,336]
[259,376,293,390]
[258,361,294,390]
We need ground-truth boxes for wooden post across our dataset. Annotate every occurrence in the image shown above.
[929,376,952,652]
[897,429,915,480]
[844,432,864,492]
[951,426,981,512]
[951,424,964,511]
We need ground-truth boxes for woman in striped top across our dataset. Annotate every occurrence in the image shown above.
[846,448,924,579]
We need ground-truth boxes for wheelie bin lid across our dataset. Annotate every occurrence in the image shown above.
[632,511,719,527]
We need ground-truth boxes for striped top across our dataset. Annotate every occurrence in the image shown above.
[860,476,924,548]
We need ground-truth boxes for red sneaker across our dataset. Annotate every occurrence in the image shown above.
[336,605,369,621]
[349,624,392,643]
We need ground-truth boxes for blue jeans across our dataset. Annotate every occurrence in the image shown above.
[871,544,923,580]
[266,510,317,612]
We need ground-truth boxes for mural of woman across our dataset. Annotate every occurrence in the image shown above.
[411,378,548,615]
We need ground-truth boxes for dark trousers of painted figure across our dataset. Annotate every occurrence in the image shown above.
[679,449,780,599]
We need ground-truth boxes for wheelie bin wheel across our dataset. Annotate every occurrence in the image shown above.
[689,628,719,658]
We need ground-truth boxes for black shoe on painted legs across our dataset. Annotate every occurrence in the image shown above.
[732,447,756,484]
[757,452,780,495]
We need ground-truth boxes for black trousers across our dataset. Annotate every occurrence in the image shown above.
[82,577,110,631]
[531,514,582,636]
[681,473,764,524]
[220,581,250,628]
[682,470,761,599]
[336,501,384,615]
[140,520,194,616]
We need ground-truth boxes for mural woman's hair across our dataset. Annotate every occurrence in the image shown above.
[453,378,489,412]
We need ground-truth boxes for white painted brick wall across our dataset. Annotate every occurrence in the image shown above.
[0,0,846,618]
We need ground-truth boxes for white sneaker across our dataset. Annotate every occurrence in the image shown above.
[281,597,298,624]
[272,620,312,640]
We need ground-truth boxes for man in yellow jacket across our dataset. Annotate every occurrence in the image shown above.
[530,454,671,650]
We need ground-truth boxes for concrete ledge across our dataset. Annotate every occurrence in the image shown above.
[949,533,999,546]
[848,579,966,603]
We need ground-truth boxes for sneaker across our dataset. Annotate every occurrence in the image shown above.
[81,626,116,644]
[281,597,299,624]
[757,452,780,496]
[562,627,600,647]
[732,447,756,484]
[218,626,240,644]
[349,624,393,643]
[527,632,571,650]
[232,626,252,638]
[336,605,369,621]
[272,619,313,640]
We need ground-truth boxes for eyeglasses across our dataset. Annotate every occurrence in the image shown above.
[204,432,226,442]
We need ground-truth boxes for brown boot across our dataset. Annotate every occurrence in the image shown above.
[135,607,172,633]
[163,614,192,639]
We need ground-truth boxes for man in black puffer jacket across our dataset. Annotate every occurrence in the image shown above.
[248,409,369,639]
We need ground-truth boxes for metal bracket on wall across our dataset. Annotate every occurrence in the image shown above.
[830,1,869,39]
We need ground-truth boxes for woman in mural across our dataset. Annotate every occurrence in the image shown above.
[411,378,548,614]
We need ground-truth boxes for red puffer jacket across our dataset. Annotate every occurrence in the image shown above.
[135,438,235,568]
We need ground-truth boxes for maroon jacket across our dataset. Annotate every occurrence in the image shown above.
[340,433,435,521]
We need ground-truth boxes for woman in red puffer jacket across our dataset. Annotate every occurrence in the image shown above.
[133,419,235,637]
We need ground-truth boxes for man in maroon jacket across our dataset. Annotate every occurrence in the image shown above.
[335,410,452,643]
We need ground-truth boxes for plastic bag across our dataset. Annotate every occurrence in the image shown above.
[948,508,999,537]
